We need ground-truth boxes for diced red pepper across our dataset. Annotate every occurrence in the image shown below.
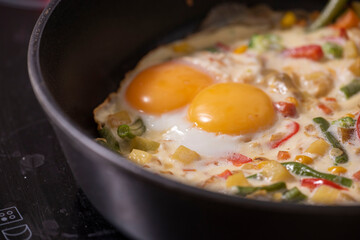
[333,9,360,29]
[301,178,347,191]
[274,101,297,117]
[183,169,196,172]
[318,102,333,115]
[277,151,291,160]
[338,28,348,39]
[215,42,230,51]
[227,153,252,166]
[353,170,360,181]
[217,169,232,179]
[356,114,360,141]
[270,121,300,149]
[283,44,324,61]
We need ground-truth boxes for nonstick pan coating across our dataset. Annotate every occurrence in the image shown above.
[28,0,360,239]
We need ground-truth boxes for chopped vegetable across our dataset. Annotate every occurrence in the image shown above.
[322,42,343,59]
[308,0,348,31]
[282,187,307,202]
[349,57,360,75]
[172,145,200,164]
[305,139,330,156]
[261,160,293,182]
[317,102,333,115]
[217,169,232,179]
[310,185,341,204]
[353,170,360,181]
[233,45,248,54]
[283,44,324,61]
[338,127,354,142]
[282,162,353,187]
[226,171,250,187]
[328,166,347,174]
[281,11,297,28]
[294,155,314,164]
[270,121,300,148]
[236,182,286,197]
[215,42,230,51]
[356,114,360,140]
[301,177,347,191]
[340,78,360,98]
[107,111,131,128]
[274,101,297,117]
[128,149,153,165]
[313,117,348,164]
[332,116,355,128]
[227,153,252,166]
[130,136,160,153]
[98,127,120,152]
[333,8,360,29]
[344,40,359,58]
[277,151,291,160]
[117,118,146,139]
[248,34,282,52]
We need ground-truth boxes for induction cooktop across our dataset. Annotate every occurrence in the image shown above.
[0,2,129,239]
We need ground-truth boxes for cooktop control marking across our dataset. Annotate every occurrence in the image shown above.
[0,207,23,226]
[2,224,32,240]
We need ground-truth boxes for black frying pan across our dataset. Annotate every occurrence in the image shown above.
[28,0,360,239]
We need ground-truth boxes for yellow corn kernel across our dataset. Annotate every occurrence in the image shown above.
[233,45,248,54]
[328,166,347,175]
[344,40,359,59]
[305,139,330,156]
[226,171,250,188]
[261,160,293,182]
[172,42,193,53]
[285,97,299,107]
[281,11,297,28]
[295,155,314,164]
[311,185,340,204]
[128,149,153,165]
[172,145,200,165]
[349,57,360,76]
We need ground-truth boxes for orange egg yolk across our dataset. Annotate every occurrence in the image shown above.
[125,62,213,114]
[187,82,276,135]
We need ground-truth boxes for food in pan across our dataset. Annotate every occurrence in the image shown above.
[94,0,360,205]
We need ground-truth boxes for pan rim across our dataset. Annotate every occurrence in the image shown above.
[27,0,360,214]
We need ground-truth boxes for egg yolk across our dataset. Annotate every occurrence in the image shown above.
[125,62,213,114]
[187,82,276,135]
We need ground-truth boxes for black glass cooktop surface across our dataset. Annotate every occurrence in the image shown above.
[0,3,129,240]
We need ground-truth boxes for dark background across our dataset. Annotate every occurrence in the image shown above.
[0,2,128,239]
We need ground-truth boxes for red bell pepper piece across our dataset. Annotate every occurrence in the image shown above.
[215,42,230,51]
[353,170,360,181]
[301,178,347,191]
[356,114,360,141]
[318,102,333,115]
[274,101,297,117]
[283,44,324,61]
[270,121,300,149]
[217,169,232,179]
[227,153,252,166]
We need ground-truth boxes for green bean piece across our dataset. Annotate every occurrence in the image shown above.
[98,127,120,152]
[313,117,348,164]
[236,182,286,196]
[282,162,353,187]
[340,79,360,99]
[308,0,348,31]
[282,187,307,202]
[322,42,343,59]
[117,125,136,139]
[332,116,356,128]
